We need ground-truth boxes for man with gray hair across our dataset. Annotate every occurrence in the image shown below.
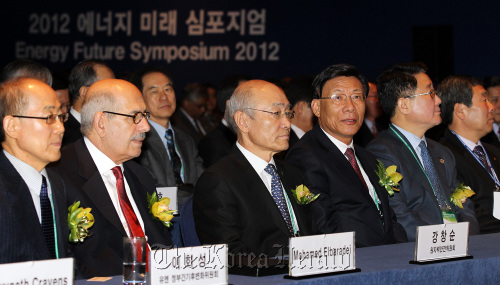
[0,59,53,86]
[194,79,316,257]
[63,60,114,146]
[50,79,172,278]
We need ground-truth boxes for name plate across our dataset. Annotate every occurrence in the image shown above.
[0,258,74,284]
[150,244,228,284]
[414,222,469,262]
[493,191,500,220]
[289,232,355,277]
[157,187,178,211]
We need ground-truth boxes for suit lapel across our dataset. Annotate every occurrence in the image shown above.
[47,171,68,258]
[146,127,176,184]
[75,140,127,237]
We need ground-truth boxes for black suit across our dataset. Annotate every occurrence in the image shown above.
[171,109,204,146]
[50,138,172,278]
[481,130,500,149]
[194,146,316,257]
[62,112,82,146]
[0,150,68,264]
[198,123,236,168]
[441,129,500,234]
[286,125,406,247]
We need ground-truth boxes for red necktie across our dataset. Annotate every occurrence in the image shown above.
[111,166,146,238]
[345,148,369,190]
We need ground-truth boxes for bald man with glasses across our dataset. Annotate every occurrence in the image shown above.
[194,80,317,257]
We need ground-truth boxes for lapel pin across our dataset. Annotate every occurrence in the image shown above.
[440,159,444,164]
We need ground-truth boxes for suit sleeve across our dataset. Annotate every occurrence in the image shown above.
[193,171,247,254]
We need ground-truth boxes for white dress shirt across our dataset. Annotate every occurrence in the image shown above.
[148,119,185,181]
[84,137,146,238]
[291,123,306,139]
[69,107,81,123]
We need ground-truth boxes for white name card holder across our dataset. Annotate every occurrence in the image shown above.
[410,222,473,264]
[0,257,74,284]
[157,186,178,213]
[285,232,360,280]
[150,244,228,285]
[493,191,500,220]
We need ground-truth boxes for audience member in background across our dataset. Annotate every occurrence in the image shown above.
[194,80,316,257]
[52,70,71,113]
[200,83,221,133]
[284,76,315,148]
[439,75,500,234]
[366,62,479,241]
[0,78,68,263]
[286,64,406,247]
[354,81,387,147]
[0,59,52,86]
[131,67,203,203]
[64,60,114,146]
[198,75,251,168]
[50,79,172,278]
[171,83,208,145]
[481,76,500,148]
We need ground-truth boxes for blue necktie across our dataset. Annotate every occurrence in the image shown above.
[40,175,56,258]
[473,145,492,175]
[418,141,452,210]
[264,164,294,236]
[165,129,183,185]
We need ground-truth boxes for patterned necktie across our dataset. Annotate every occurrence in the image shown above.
[371,124,378,138]
[111,167,146,238]
[473,145,492,175]
[40,175,56,258]
[418,141,451,210]
[345,148,368,190]
[165,129,183,185]
[264,164,294,236]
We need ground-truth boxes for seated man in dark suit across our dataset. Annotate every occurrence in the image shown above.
[481,76,500,148]
[194,80,316,257]
[0,78,68,263]
[171,83,208,145]
[439,75,500,233]
[286,64,406,247]
[366,62,479,241]
[63,60,114,146]
[50,79,172,278]
[354,81,388,147]
[0,59,53,86]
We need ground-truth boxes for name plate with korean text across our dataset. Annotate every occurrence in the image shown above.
[289,232,356,277]
[157,187,178,211]
[414,222,470,262]
[0,258,74,284]
[150,244,228,285]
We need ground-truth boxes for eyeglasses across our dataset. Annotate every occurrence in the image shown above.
[404,89,437,99]
[318,93,365,105]
[12,113,69,124]
[103,111,150,124]
[245,108,295,120]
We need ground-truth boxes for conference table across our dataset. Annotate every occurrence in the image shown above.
[76,233,500,284]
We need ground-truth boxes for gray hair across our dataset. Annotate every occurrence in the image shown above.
[0,59,53,87]
[80,90,117,136]
[224,84,256,134]
[0,78,31,142]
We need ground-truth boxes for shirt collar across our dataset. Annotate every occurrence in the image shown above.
[319,126,354,154]
[148,119,173,138]
[391,123,427,149]
[70,107,81,123]
[236,142,275,175]
[456,133,482,151]
[290,123,306,139]
[3,149,47,195]
[84,136,123,175]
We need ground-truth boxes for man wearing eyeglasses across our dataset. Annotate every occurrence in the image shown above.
[194,80,317,258]
[0,78,68,263]
[286,64,407,247]
[50,79,172,278]
[366,62,479,241]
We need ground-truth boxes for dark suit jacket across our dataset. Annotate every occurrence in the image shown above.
[366,126,480,241]
[194,146,317,257]
[441,129,500,234]
[353,121,376,148]
[171,109,204,146]
[0,150,68,264]
[481,130,500,149]
[50,138,172,278]
[136,126,204,187]
[62,112,82,147]
[198,123,236,168]
[286,124,407,247]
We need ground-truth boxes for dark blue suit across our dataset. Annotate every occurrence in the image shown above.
[0,150,68,264]
[367,126,480,241]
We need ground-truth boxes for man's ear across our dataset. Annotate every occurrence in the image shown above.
[3,115,19,139]
[234,111,250,134]
[397,97,411,115]
[454,103,467,121]
[93,112,107,137]
[311,99,321,118]
[79,86,89,100]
